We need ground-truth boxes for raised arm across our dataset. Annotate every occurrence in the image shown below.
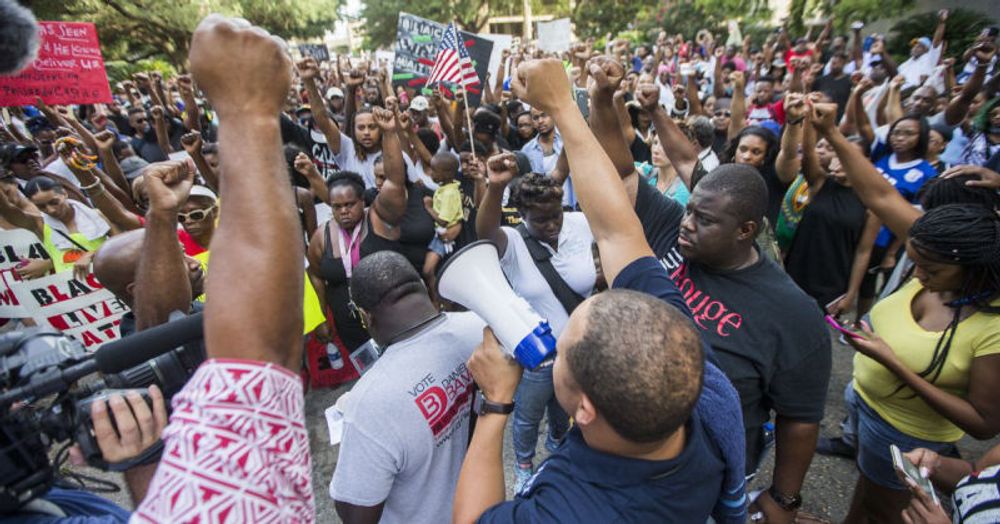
[179,131,219,191]
[134,161,195,330]
[293,152,331,206]
[149,106,174,155]
[297,57,343,155]
[932,10,948,50]
[810,103,921,238]
[728,70,747,139]
[476,153,516,256]
[585,57,635,181]
[636,84,700,189]
[176,74,202,132]
[0,184,43,238]
[371,108,407,226]
[93,129,133,198]
[800,104,824,187]
[58,142,142,232]
[853,79,876,147]
[944,43,996,126]
[775,92,805,184]
[189,15,303,368]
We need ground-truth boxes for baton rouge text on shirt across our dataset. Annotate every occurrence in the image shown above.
[410,362,475,446]
[660,248,743,337]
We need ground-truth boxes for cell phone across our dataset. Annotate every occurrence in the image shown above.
[824,294,845,313]
[851,21,865,30]
[890,444,939,505]
[824,314,867,340]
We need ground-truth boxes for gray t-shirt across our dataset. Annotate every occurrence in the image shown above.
[329,312,485,524]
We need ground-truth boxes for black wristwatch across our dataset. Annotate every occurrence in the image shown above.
[767,485,802,511]
[473,391,514,416]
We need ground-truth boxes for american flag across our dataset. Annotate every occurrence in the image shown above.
[426,23,480,88]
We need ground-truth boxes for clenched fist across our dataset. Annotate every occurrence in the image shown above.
[188,15,292,120]
[511,59,574,116]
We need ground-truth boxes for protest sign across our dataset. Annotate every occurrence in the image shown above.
[481,34,513,84]
[1,270,129,350]
[537,18,572,54]
[299,43,331,61]
[392,13,493,105]
[0,22,113,107]
[0,228,50,319]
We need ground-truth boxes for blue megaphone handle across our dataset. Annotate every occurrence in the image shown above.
[513,321,557,370]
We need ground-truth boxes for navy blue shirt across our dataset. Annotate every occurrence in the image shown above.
[477,257,727,523]
[0,487,130,523]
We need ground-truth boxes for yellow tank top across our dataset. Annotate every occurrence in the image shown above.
[41,224,106,274]
[853,279,1000,442]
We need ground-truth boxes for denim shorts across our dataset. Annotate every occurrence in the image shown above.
[845,385,958,490]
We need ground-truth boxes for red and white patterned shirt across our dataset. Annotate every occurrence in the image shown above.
[132,359,314,523]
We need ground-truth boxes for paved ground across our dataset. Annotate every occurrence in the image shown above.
[79,326,1000,522]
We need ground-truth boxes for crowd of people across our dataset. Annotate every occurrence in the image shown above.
[1,5,1000,524]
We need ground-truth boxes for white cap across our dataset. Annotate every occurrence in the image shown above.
[326,87,345,99]
[410,95,429,111]
[189,185,218,202]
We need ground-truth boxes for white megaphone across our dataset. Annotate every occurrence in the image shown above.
[437,241,556,369]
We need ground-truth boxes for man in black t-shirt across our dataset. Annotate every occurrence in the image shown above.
[590,69,830,523]
[811,52,852,120]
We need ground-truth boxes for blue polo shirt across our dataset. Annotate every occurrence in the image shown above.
[477,256,741,523]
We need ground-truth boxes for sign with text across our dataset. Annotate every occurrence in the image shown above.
[392,13,493,105]
[0,270,129,350]
[0,22,113,107]
[299,44,331,62]
[0,227,50,319]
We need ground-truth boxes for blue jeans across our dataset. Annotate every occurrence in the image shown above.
[512,364,569,465]
[844,383,959,489]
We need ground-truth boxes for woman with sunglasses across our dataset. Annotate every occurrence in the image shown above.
[175,186,218,256]
[306,108,407,353]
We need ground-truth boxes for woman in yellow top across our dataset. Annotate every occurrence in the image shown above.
[812,103,1000,523]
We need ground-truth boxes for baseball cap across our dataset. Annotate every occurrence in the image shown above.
[911,36,932,49]
[0,144,38,168]
[758,120,781,138]
[189,185,218,202]
[326,87,344,99]
[410,96,429,112]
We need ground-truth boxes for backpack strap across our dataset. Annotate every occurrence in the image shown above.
[515,224,585,315]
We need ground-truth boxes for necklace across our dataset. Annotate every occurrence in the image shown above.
[384,312,446,347]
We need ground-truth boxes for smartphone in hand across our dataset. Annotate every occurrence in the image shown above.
[890,444,939,505]
[824,314,867,340]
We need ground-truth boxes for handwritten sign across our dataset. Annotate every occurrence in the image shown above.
[0,228,50,319]
[392,13,493,106]
[299,44,330,62]
[537,18,572,54]
[0,22,113,107]
[0,270,128,350]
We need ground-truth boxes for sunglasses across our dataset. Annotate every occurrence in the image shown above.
[177,205,216,223]
[714,110,732,117]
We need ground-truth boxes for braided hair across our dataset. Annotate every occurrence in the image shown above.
[893,205,1000,393]
[508,172,563,213]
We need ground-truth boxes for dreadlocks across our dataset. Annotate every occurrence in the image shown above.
[902,205,1000,388]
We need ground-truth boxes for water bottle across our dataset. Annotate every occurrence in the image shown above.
[326,343,344,370]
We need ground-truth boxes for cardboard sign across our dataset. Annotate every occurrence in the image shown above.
[1,270,129,350]
[537,18,572,54]
[299,44,331,62]
[392,13,494,105]
[0,228,50,319]
[0,22,113,107]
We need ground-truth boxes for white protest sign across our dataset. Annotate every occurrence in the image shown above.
[3,270,129,349]
[537,18,572,54]
[0,227,50,319]
[480,33,514,84]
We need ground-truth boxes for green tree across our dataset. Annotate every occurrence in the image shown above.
[24,0,339,68]
[359,0,520,50]
[887,8,996,64]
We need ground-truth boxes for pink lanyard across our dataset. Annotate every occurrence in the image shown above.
[337,221,362,278]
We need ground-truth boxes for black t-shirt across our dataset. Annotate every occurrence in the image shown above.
[131,117,185,163]
[812,74,852,120]
[630,134,652,165]
[634,180,831,473]
[712,130,728,157]
[398,183,436,269]
[784,181,867,307]
[280,114,340,180]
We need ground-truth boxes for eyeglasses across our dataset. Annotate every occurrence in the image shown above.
[134,118,147,124]
[714,111,732,117]
[178,205,216,223]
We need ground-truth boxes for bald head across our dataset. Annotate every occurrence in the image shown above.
[93,229,145,306]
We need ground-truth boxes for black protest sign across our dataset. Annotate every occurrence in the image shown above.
[392,12,493,106]
[299,44,330,62]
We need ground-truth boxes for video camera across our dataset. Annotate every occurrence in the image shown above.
[0,313,204,513]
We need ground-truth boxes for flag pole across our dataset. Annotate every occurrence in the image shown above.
[454,19,477,163]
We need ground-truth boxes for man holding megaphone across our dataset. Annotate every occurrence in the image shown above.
[452,58,749,523]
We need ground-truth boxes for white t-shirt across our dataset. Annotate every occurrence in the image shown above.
[498,212,596,337]
[335,132,382,189]
[898,45,943,90]
[329,312,485,524]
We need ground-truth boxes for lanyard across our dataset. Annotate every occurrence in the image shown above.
[337,221,362,278]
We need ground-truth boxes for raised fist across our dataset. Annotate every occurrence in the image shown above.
[486,152,518,187]
[372,107,396,131]
[296,57,320,81]
[635,83,661,112]
[144,160,195,213]
[511,59,574,115]
[93,130,116,151]
[150,105,165,122]
[293,152,316,176]
[808,102,838,135]
[784,92,807,121]
[188,15,292,120]
[179,131,203,155]
[729,70,745,90]
[585,55,625,98]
